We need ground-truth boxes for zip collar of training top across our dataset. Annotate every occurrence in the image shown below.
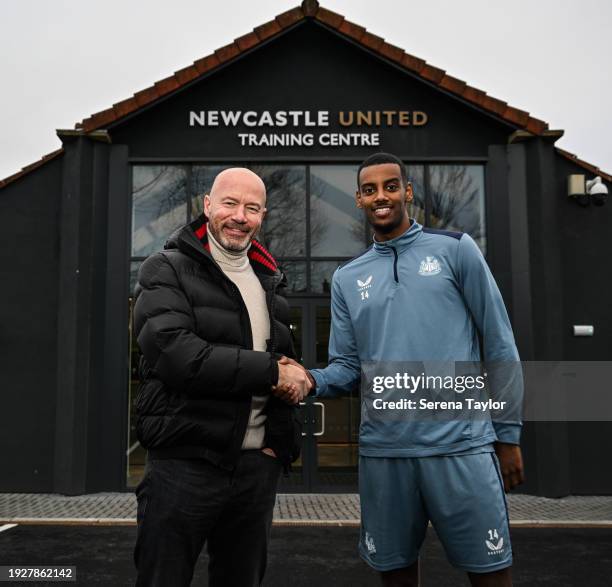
[372,219,423,255]
[166,214,279,277]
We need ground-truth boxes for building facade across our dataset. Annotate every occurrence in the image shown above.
[1,0,611,496]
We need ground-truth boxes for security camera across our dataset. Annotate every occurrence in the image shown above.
[586,176,608,206]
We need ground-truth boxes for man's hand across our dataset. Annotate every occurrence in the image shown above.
[274,361,312,405]
[494,442,524,492]
[278,356,315,391]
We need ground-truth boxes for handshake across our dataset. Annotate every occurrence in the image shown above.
[273,357,315,405]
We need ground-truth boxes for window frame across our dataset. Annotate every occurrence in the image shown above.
[128,161,488,296]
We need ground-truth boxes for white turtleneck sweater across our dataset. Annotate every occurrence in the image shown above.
[207,229,271,450]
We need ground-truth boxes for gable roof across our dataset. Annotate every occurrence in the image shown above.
[1,0,610,188]
[76,0,549,135]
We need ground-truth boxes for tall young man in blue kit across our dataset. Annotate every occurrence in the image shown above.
[308,153,524,586]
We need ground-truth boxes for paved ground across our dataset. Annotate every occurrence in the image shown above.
[1,524,611,586]
[1,493,610,585]
[1,492,612,526]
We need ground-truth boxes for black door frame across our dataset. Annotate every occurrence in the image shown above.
[291,298,324,492]
[285,297,359,493]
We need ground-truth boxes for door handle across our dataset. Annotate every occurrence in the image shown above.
[313,402,325,436]
[298,401,325,436]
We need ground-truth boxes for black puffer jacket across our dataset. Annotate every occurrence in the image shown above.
[133,214,301,469]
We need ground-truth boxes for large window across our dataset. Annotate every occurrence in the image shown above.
[429,165,486,253]
[128,163,487,293]
[310,165,364,257]
[132,166,189,257]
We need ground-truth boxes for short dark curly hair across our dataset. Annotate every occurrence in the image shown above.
[357,152,408,188]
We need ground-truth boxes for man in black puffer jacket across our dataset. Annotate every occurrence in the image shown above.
[133,168,312,587]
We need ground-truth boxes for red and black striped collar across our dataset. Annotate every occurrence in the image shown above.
[189,214,278,276]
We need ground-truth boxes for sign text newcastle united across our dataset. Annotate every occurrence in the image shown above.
[188,109,429,147]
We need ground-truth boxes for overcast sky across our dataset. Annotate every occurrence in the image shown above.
[1,0,611,180]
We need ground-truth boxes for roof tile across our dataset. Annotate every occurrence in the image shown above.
[525,117,549,134]
[440,74,467,95]
[361,32,384,51]
[481,96,507,116]
[133,86,160,106]
[193,54,221,74]
[276,7,304,28]
[378,42,405,64]
[315,7,344,28]
[420,64,446,83]
[174,65,200,85]
[82,108,116,132]
[215,42,241,63]
[338,20,366,41]
[401,53,426,73]
[462,85,487,104]
[154,75,181,96]
[503,106,530,126]
[113,97,138,118]
[254,20,283,41]
[235,32,259,51]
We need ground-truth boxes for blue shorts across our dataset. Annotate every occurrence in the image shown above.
[358,451,512,573]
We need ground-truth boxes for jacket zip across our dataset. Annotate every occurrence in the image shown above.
[267,288,278,353]
[267,271,284,353]
[390,245,399,283]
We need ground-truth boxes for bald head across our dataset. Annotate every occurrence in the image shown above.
[209,167,266,204]
[204,167,267,252]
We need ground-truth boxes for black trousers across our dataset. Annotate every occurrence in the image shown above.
[134,450,282,587]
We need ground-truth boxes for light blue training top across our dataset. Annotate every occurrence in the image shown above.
[311,220,523,457]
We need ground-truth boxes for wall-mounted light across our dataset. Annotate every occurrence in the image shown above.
[568,174,589,206]
[586,176,608,206]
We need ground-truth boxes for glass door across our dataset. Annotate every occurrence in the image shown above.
[280,299,359,493]
[311,302,359,492]
[276,303,309,491]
